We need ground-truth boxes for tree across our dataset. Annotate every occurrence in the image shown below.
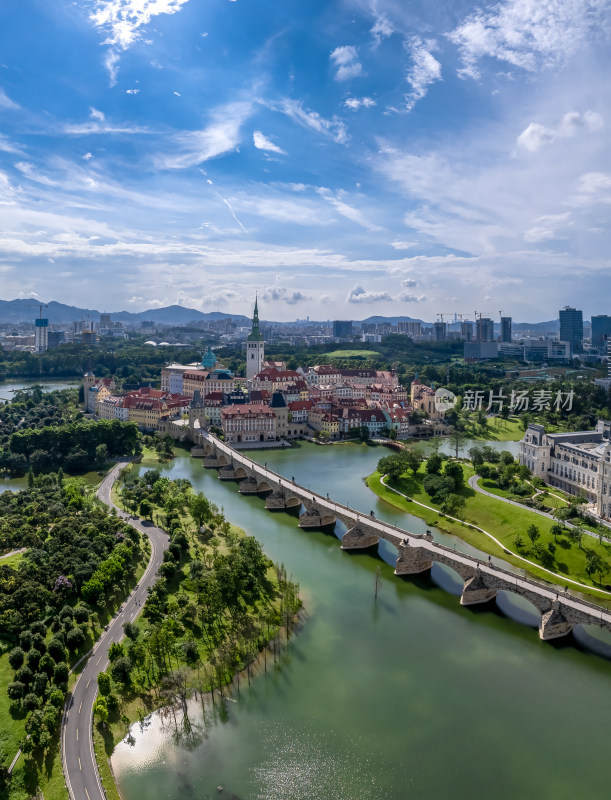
[441,493,466,517]
[448,428,467,458]
[190,492,211,529]
[66,626,85,652]
[53,662,69,685]
[123,621,140,641]
[443,461,464,491]
[585,549,608,583]
[93,696,108,725]
[8,647,25,670]
[426,453,442,474]
[111,656,132,685]
[95,443,108,465]
[567,523,585,550]
[526,524,540,546]
[139,499,153,519]
[97,671,111,696]
[404,448,423,475]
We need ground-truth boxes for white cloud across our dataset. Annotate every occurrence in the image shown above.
[344,96,376,111]
[260,286,311,304]
[347,284,392,303]
[401,278,418,287]
[448,0,608,80]
[330,45,363,81]
[391,240,418,250]
[104,49,120,87]
[399,291,426,302]
[0,88,19,109]
[0,134,24,155]
[405,37,442,112]
[578,172,611,194]
[90,107,106,122]
[126,88,140,94]
[517,110,604,152]
[253,131,287,155]
[155,101,252,169]
[371,13,394,46]
[524,212,571,242]
[276,99,348,144]
[90,0,191,50]
[317,189,382,231]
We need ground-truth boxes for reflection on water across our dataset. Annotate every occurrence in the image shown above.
[113,443,611,800]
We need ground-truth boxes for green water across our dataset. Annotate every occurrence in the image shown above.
[112,443,611,800]
[0,378,78,401]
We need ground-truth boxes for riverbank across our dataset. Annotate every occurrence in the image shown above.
[94,457,302,792]
[366,467,611,605]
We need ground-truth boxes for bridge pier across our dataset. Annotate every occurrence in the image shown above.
[298,504,337,529]
[341,524,380,550]
[394,540,433,575]
[266,490,289,510]
[218,464,237,480]
[238,477,259,494]
[539,603,574,640]
[460,572,498,606]
[203,455,221,468]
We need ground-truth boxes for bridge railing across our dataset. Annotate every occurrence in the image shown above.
[202,433,611,623]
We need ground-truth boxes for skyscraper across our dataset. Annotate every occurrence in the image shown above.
[559,306,583,355]
[34,316,48,352]
[499,316,512,343]
[476,317,494,342]
[246,298,265,381]
[591,315,611,349]
[333,320,353,338]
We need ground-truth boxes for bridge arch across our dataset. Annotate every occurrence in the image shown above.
[495,589,542,627]
[234,466,248,480]
[257,480,273,493]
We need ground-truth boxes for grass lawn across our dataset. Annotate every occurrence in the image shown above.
[325,349,379,359]
[367,463,611,604]
[0,550,26,568]
[464,416,525,442]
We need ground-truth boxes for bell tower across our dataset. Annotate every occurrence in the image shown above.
[246,297,265,382]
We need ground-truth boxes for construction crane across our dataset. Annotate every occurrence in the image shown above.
[39,303,48,319]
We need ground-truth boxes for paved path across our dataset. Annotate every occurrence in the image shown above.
[62,461,169,800]
[0,547,27,560]
[467,474,611,545]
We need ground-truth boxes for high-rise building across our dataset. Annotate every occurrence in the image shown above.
[499,316,512,343]
[433,321,447,342]
[591,315,611,349]
[34,317,49,352]
[559,306,583,354]
[476,317,494,342]
[460,321,473,342]
[398,321,422,337]
[333,320,353,338]
[246,298,265,381]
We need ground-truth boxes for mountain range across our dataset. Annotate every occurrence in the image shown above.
[0,298,566,330]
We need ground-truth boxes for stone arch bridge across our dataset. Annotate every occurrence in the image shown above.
[194,432,611,642]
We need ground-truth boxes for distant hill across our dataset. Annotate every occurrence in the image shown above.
[0,299,249,326]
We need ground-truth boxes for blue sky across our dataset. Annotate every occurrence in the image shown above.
[0,0,609,321]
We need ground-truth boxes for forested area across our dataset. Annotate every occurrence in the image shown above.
[0,387,81,448]
[0,473,144,773]
[0,340,201,384]
[95,469,302,741]
[0,387,141,475]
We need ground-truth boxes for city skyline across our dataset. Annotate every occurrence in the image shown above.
[0,0,609,320]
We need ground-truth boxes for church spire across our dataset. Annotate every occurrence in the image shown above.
[248,295,263,341]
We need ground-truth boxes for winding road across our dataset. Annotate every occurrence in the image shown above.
[61,461,169,800]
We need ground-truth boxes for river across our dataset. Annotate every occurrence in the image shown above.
[0,378,79,401]
[111,442,611,800]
